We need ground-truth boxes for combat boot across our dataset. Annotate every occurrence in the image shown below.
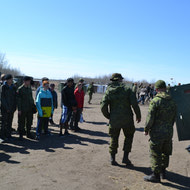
[122,152,132,166]
[144,172,161,183]
[110,154,118,166]
[160,168,166,179]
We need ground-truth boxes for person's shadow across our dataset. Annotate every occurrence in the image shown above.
[85,121,108,125]
[126,165,190,189]
[76,128,109,137]
[135,127,144,132]
[0,152,20,164]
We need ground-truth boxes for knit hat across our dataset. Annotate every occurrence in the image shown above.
[23,76,31,81]
[67,78,74,83]
[4,74,13,80]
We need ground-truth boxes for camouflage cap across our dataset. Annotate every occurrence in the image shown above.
[110,73,124,81]
[155,80,166,89]
[79,78,84,82]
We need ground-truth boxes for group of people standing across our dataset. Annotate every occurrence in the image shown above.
[0,72,180,183]
[0,74,90,141]
[0,75,57,141]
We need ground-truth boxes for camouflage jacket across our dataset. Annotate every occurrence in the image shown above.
[132,85,137,93]
[101,81,141,128]
[145,92,176,140]
[87,84,95,95]
[17,84,34,112]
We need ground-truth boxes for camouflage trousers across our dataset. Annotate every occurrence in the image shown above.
[88,93,93,103]
[108,125,135,155]
[149,139,172,173]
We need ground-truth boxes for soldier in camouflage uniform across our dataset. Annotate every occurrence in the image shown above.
[101,73,141,166]
[144,80,176,183]
[87,82,95,104]
[17,76,35,140]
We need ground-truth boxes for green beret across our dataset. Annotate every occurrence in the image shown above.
[110,73,124,81]
[155,80,166,89]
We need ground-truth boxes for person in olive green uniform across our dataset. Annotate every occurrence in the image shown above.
[144,80,176,183]
[101,73,141,166]
[87,82,95,104]
[17,76,35,140]
[1,74,17,140]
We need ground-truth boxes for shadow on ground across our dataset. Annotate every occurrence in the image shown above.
[0,128,109,164]
[85,121,108,125]
[126,166,190,190]
[135,127,144,132]
[77,128,109,137]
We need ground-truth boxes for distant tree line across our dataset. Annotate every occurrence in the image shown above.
[71,74,153,86]
[0,52,22,76]
[0,52,154,86]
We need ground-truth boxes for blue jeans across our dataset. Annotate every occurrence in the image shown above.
[138,95,145,105]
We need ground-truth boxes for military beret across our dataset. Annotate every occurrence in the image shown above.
[110,73,124,81]
[23,76,31,81]
[67,78,74,83]
[155,80,166,89]
[4,74,13,80]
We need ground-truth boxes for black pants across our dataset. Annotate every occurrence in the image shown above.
[1,110,14,138]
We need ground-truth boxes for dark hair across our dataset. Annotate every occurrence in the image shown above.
[50,83,55,87]
[42,77,49,82]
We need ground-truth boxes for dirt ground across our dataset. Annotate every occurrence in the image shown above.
[0,92,190,190]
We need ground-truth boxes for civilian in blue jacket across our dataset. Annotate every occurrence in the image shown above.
[36,80,53,140]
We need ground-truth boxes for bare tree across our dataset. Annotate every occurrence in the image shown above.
[0,52,22,76]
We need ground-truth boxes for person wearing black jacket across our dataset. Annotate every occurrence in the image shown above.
[1,74,17,140]
[59,78,77,136]
[49,83,58,125]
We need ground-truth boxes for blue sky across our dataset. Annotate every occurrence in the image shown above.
[0,0,189,85]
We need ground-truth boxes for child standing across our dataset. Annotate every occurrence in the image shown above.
[36,80,53,140]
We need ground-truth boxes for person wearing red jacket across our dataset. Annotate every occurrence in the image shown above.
[71,83,84,132]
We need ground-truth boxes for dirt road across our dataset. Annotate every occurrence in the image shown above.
[0,93,189,190]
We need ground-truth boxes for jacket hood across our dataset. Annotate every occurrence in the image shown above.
[156,92,171,100]
[39,88,50,93]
